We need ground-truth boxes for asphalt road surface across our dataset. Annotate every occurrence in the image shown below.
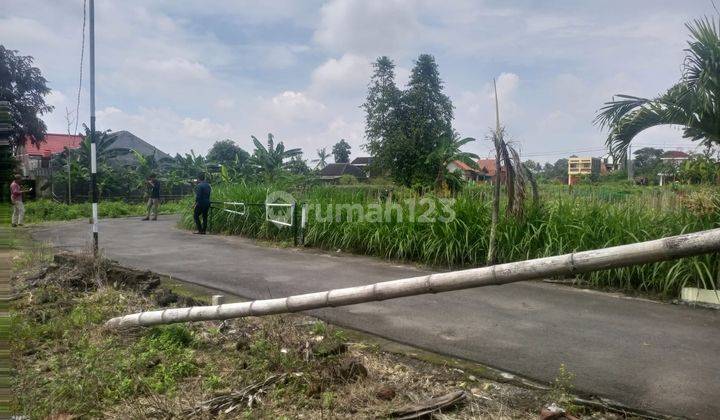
[32,216,720,419]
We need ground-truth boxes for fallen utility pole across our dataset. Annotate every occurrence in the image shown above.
[105,228,720,329]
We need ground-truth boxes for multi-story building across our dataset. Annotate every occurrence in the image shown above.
[567,156,601,185]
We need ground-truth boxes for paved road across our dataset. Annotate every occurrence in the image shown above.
[33,217,720,419]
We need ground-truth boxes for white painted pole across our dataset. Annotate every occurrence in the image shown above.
[89,0,98,254]
[105,228,720,329]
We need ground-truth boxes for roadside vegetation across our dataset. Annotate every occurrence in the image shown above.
[21,199,186,224]
[181,182,719,297]
[10,248,618,419]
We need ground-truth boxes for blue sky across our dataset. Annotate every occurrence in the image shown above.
[2,0,715,163]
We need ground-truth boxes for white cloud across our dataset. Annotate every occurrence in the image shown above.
[310,53,372,96]
[269,91,326,120]
[314,0,421,56]
[138,58,211,80]
[3,0,711,163]
[97,106,237,154]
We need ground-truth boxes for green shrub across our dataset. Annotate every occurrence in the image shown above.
[22,199,186,223]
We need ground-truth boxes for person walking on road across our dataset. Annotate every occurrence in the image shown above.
[143,174,161,221]
[193,173,211,234]
[10,174,31,227]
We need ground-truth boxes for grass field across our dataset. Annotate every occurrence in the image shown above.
[11,250,593,418]
[19,199,187,224]
[180,182,719,297]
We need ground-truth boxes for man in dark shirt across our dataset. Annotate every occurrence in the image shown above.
[193,173,211,234]
[142,174,161,221]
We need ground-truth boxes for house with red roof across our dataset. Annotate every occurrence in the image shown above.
[17,134,83,178]
[15,133,84,198]
[15,130,169,198]
[658,150,690,186]
[476,158,507,183]
[660,150,689,164]
[446,158,509,183]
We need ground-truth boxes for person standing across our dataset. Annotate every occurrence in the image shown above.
[193,173,211,234]
[142,173,160,221]
[10,174,30,227]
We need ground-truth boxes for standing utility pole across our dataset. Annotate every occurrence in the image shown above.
[89,0,98,254]
[627,144,633,181]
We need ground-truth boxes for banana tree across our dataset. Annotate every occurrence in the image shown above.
[428,133,479,193]
[249,133,302,180]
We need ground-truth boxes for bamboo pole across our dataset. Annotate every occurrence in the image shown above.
[105,228,720,329]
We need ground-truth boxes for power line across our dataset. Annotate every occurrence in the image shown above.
[74,0,86,135]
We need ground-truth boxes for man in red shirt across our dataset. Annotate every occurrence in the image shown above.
[10,174,29,227]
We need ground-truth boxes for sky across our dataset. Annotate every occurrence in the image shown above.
[2,0,716,163]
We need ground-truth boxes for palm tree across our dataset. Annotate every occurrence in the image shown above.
[312,147,330,170]
[596,17,720,158]
[428,133,479,192]
[249,133,302,179]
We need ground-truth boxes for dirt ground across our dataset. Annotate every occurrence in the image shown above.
[9,247,631,419]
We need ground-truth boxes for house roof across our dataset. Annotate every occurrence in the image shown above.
[24,133,83,156]
[350,156,372,165]
[106,130,171,162]
[661,151,689,159]
[318,163,366,178]
[476,158,502,176]
[450,160,477,172]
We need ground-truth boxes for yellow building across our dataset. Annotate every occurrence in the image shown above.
[567,156,601,184]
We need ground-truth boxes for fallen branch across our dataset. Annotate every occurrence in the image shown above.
[184,374,288,416]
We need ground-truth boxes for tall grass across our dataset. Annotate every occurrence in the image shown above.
[180,183,720,296]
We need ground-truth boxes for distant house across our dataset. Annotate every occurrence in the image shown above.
[17,134,83,175]
[658,151,690,186]
[350,157,373,167]
[106,130,172,166]
[660,150,689,165]
[14,130,170,197]
[567,156,601,185]
[317,163,367,182]
[447,160,484,182]
[476,158,506,183]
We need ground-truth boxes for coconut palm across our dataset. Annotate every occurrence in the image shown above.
[249,133,302,179]
[596,17,720,157]
[312,147,330,170]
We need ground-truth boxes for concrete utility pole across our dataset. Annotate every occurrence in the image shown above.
[627,144,633,181]
[89,0,98,254]
[106,228,720,328]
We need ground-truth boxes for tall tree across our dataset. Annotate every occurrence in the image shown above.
[363,56,403,180]
[332,139,351,163]
[633,147,664,176]
[0,46,53,149]
[363,54,455,187]
[402,54,454,186]
[596,17,720,157]
[207,139,249,167]
[286,155,311,176]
